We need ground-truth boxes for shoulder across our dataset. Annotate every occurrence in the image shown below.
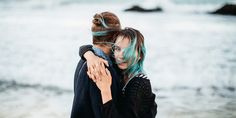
[75,60,89,79]
[131,73,152,95]
[134,73,149,80]
[124,73,153,99]
[78,61,88,72]
[76,59,87,69]
[125,73,151,90]
[132,73,151,87]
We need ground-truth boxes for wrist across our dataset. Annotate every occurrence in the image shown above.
[84,51,94,60]
[101,89,112,104]
[101,89,111,95]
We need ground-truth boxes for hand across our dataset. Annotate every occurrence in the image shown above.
[87,63,112,91]
[87,63,112,104]
[84,51,109,82]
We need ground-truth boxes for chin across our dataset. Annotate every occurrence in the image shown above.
[118,63,128,70]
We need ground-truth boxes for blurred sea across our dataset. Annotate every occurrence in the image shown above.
[0,0,236,118]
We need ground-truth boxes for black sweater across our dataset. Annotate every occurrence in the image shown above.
[103,73,157,118]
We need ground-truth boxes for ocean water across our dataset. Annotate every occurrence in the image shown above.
[0,0,236,118]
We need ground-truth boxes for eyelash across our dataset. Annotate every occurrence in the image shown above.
[114,46,121,51]
[112,45,123,53]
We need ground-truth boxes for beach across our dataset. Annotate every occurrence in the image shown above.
[0,0,236,117]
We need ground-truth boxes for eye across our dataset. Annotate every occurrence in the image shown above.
[112,45,121,52]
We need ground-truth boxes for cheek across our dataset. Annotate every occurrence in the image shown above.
[114,51,123,59]
[114,53,119,59]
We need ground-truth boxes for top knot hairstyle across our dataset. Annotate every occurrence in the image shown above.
[91,12,121,45]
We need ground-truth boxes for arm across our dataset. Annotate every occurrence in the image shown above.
[102,84,142,118]
[87,64,143,118]
[87,62,112,104]
[79,45,109,82]
[79,44,108,66]
[79,45,93,60]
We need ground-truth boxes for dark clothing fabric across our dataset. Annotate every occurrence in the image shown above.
[70,46,120,118]
[76,45,157,118]
[102,73,157,118]
[79,45,93,60]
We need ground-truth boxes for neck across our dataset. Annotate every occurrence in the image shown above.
[94,44,111,55]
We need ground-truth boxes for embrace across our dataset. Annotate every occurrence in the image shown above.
[71,11,157,118]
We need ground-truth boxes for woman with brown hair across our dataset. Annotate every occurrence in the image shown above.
[71,11,122,118]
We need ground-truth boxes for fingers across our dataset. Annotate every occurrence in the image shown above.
[87,71,97,82]
[88,66,93,75]
[88,65,97,80]
[105,68,112,85]
[96,57,108,67]
[101,59,109,67]
[105,68,111,79]
[87,57,110,83]
[94,67,101,81]
[100,62,106,75]
[87,65,100,82]
[99,62,111,80]
[88,64,95,75]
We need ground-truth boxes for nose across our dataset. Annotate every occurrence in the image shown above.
[115,50,124,61]
[118,50,124,58]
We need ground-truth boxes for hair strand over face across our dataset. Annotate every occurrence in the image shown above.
[114,27,146,79]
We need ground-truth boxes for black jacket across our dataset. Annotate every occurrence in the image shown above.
[70,45,120,118]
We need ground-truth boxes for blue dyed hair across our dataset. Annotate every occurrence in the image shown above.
[113,27,146,79]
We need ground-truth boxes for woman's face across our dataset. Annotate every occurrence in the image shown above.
[113,36,130,70]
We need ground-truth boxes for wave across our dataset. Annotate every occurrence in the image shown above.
[0,80,72,95]
[1,79,234,98]
[0,0,235,11]
[153,85,236,99]
[0,0,123,9]
[136,0,236,13]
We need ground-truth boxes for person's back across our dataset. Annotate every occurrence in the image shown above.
[71,12,121,118]
[71,59,95,118]
[71,49,119,118]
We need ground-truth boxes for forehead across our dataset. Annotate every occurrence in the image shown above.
[115,36,130,48]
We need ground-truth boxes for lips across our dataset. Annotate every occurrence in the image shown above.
[118,62,126,65]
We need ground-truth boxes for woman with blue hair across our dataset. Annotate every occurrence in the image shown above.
[82,27,157,118]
